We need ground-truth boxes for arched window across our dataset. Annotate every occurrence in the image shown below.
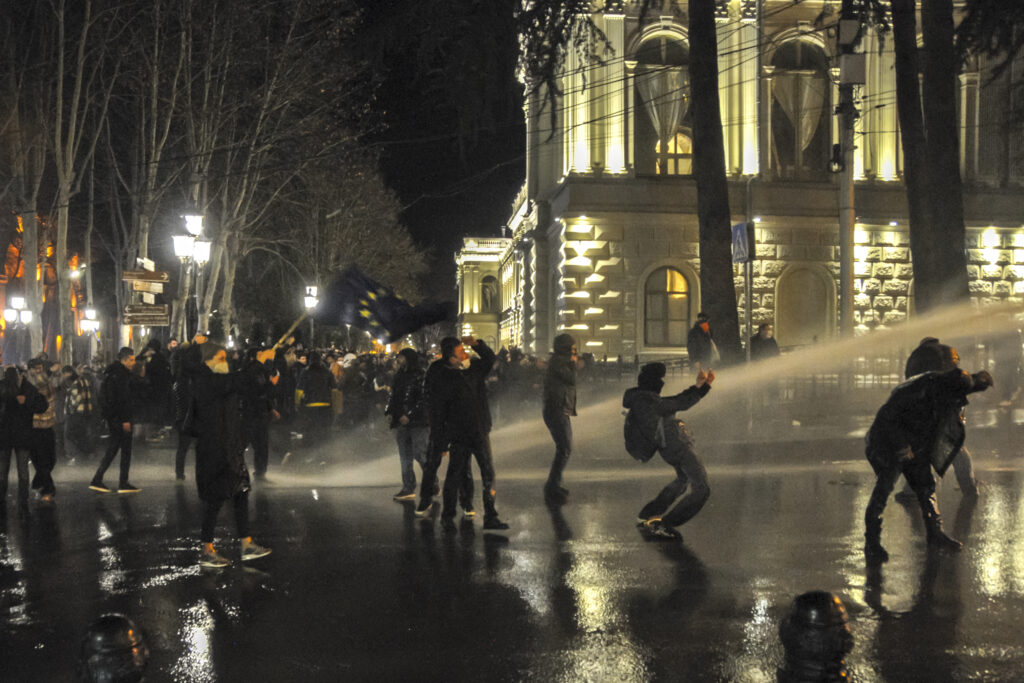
[776,265,833,345]
[771,38,830,179]
[645,267,690,346]
[634,35,692,176]
[481,276,499,313]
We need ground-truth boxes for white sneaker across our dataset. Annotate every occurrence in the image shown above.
[241,539,272,562]
[200,546,230,568]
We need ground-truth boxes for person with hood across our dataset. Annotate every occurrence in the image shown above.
[1,365,48,516]
[863,363,993,562]
[192,343,271,568]
[686,312,718,370]
[239,347,278,481]
[542,333,578,504]
[90,347,143,494]
[416,336,508,531]
[385,348,428,500]
[622,362,715,539]
[893,338,980,503]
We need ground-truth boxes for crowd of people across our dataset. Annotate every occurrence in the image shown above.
[0,314,1018,568]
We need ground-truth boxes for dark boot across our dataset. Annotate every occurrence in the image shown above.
[864,517,889,563]
[922,493,962,552]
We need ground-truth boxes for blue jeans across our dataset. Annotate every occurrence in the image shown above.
[395,424,427,491]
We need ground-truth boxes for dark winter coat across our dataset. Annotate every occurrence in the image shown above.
[1,373,48,449]
[866,368,991,476]
[686,324,715,368]
[171,343,203,427]
[466,341,496,433]
[904,340,957,378]
[385,360,428,428]
[622,383,710,451]
[543,342,577,416]
[425,341,496,449]
[749,334,780,361]
[100,362,139,424]
[297,363,334,406]
[192,365,249,502]
[239,359,274,419]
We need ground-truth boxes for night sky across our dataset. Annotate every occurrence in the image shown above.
[356,1,526,297]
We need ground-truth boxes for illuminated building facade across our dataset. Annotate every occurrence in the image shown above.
[456,0,1024,357]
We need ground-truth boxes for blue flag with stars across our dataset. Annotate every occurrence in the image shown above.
[312,266,454,342]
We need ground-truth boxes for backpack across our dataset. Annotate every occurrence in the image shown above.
[623,408,663,463]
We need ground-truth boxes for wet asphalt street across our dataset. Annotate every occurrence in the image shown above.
[3,432,1024,683]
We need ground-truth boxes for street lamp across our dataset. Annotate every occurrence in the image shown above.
[304,286,318,346]
[183,214,204,236]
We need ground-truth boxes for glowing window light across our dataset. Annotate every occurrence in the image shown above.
[1012,233,1024,248]
[585,341,603,347]
[983,249,1000,265]
[599,324,620,331]
[598,291,622,299]
[565,256,592,268]
[566,223,593,234]
[584,273,606,285]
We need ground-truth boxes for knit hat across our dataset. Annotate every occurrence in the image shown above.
[637,362,667,392]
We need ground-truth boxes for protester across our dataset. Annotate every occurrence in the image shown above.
[686,312,718,370]
[623,363,715,539]
[62,365,95,463]
[416,336,508,531]
[385,348,428,501]
[296,352,334,448]
[171,336,205,481]
[542,333,578,504]
[749,323,780,361]
[192,343,271,568]
[90,347,142,494]
[26,358,60,502]
[1,365,47,517]
[863,365,992,561]
[240,348,277,481]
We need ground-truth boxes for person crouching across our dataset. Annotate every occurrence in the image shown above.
[623,362,714,540]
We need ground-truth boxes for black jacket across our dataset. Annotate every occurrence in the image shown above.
[239,360,274,418]
[385,363,427,428]
[1,374,48,449]
[543,353,577,416]
[749,335,780,361]
[192,366,249,502]
[100,362,139,423]
[866,368,991,476]
[297,363,334,406]
[687,324,715,368]
[622,383,710,450]
[426,340,496,448]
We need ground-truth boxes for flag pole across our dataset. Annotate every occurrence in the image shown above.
[273,312,309,350]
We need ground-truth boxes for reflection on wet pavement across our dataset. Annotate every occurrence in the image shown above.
[3,457,1024,681]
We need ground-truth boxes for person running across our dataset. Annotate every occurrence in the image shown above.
[623,363,715,540]
[192,343,271,568]
[542,333,578,504]
[863,365,992,562]
[90,347,143,494]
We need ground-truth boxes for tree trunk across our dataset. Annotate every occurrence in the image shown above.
[892,0,940,312]
[57,193,73,364]
[218,232,238,332]
[921,0,969,303]
[18,212,43,353]
[688,0,741,362]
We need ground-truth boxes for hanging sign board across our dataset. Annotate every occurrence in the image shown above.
[122,270,170,283]
[132,281,164,294]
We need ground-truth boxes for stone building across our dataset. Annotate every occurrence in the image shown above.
[455,0,1024,359]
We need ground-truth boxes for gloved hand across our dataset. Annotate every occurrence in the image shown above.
[972,370,994,389]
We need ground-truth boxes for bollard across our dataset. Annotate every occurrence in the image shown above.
[778,591,853,683]
[79,613,149,683]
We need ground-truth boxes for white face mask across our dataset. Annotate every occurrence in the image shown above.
[211,360,230,374]
[460,357,472,370]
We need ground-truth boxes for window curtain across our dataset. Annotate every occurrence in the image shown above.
[772,69,826,152]
[636,65,689,153]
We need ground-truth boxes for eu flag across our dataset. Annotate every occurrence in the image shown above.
[312,266,454,342]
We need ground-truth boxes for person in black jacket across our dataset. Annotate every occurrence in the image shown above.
[415,336,508,531]
[171,336,205,481]
[385,348,428,500]
[239,348,277,481]
[749,323,780,361]
[622,363,715,539]
[296,352,334,449]
[90,347,142,493]
[864,366,993,562]
[542,333,578,504]
[193,343,271,568]
[686,312,717,370]
[0,366,48,517]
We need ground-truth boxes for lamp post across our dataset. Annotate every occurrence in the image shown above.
[173,233,197,340]
[174,212,207,340]
[303,285,318,346]
[4,296,32,366]
[80,306,99,361]
[193,239,212,333]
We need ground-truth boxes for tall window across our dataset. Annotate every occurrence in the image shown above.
[634,35,692,176]
[645,267,689,346]
[771,39,830,179]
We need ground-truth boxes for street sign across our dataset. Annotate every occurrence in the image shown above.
[124,304,169,316]
[137,257,155,272]
[123,313,170,326]
[731,221,755,264]
[122,270,169,283]
[141,292,155,305]
[132,280,164,294]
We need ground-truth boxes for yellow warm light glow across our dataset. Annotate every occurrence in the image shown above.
[566,240,605,256]
[565,256,593,268]
[983,248,1000,265]
[564,324,589,331]
[599,324,620,331]
[565,291,590,299]
[566,223,593,234]
[854,229,870,245]
[594,258,621,271]
[598,291,622,299]
[854,246,870,262]
[584,273,606,285]
[1012,233,1024,248]
[982,229,1001,249]
[585,341,603,347]
[583,307,604,315]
